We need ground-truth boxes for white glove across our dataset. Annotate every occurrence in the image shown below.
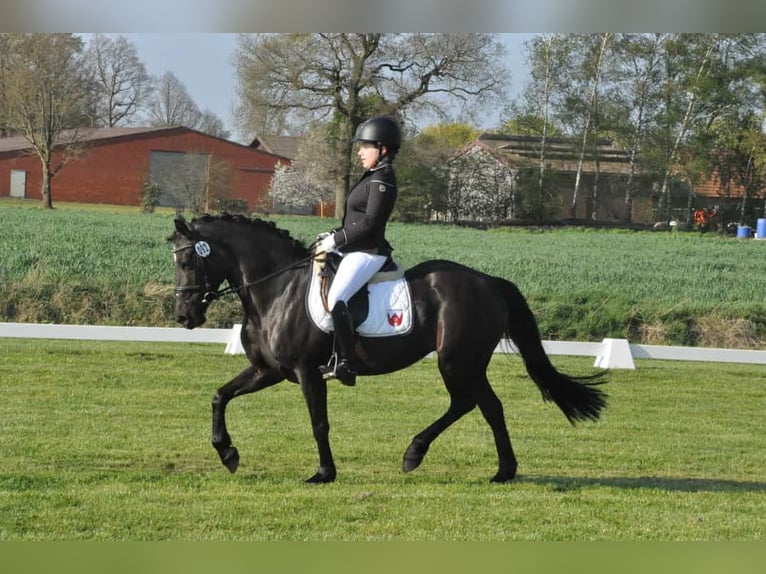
[318,233,336,253]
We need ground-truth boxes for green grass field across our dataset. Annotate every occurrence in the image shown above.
[1,338,764,541]
[3,198,766,346]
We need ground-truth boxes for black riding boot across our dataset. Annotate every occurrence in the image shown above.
[320,301,357,386]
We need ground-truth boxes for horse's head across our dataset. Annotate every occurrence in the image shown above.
[170,216,230,329]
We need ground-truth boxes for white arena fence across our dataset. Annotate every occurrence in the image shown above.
[3,322,766,370]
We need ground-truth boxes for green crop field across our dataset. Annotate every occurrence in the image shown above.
[0,338,764,541]
[2,198,766,346]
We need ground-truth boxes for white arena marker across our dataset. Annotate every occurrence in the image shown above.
[594,338,635,370]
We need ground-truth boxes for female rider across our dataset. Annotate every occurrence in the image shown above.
[316,116,401,386]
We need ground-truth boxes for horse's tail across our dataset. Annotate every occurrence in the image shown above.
[497,278,607,424]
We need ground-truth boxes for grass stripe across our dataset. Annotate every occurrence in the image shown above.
[1,338,763,540]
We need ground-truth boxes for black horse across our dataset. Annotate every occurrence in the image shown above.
[170,213,607,483]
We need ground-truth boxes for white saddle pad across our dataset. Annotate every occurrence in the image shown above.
[306,268,413,338]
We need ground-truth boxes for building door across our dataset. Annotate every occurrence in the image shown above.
[149,151,208,210]
[10,170,26,198]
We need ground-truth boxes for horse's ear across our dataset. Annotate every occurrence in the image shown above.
[174,216,193,238]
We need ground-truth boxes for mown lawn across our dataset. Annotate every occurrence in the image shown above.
[1,338,763,541]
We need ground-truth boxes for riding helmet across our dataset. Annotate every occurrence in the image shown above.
[353,117,401,152]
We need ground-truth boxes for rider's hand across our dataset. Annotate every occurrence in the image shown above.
[317,233,336,253]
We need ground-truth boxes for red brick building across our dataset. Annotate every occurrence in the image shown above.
[0,127,290,210]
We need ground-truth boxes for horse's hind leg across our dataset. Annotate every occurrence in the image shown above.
[472,373,517,483]
[212,366,283,473]
[402,360,476,474]
[403,357,517,483]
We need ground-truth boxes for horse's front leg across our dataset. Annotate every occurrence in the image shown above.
[298,369,336,483]
[212,365,283,473]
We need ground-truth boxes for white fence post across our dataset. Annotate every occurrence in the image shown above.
[224,324,245,355]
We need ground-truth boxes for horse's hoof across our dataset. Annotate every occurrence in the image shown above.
[220,447,240,473]
[490,469,517,483]
[305,468,336,484]
[402,441,427,473]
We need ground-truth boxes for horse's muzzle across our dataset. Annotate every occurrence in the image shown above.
[176,312,206,329]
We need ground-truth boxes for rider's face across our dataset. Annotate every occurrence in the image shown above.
[358,142,385,170]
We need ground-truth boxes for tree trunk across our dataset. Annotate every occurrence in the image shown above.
[590,148,601,220]
[570,130,589,218]
[334,121,355,219]
[536,39,553,222]
[41,167,53,209]
[570,33,610,219]
[623,149,637,224]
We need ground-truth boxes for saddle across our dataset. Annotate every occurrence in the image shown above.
[306,248,412,337]
[316,251,404,328]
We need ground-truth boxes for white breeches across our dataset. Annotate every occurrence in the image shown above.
[326,251,388,309]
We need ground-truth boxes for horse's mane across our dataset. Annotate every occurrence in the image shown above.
[190,212,308,253]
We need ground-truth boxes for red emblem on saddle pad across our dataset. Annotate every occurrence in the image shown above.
[387,311,403,327]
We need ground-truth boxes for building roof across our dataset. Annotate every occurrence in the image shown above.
[0,127,181,154]
[470,133,635,175]
[0,126,260,155]
[249,134,301,160]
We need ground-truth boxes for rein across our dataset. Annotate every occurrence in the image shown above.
[174,242,318,303]
[212,252,318,301]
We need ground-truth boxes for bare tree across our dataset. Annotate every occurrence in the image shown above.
[197,109,231,139]
[234,33,507,217]
[3,33,92,208]
[0,34,13,136]
[85,34,151,127]
[146,71,201,128]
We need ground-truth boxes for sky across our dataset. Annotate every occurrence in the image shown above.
[92,33,534,144]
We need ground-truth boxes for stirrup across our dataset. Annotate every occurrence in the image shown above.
[319,354,356,386]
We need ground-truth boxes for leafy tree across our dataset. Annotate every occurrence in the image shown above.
[611,33,666,222]
[264,121,339,216]
[267,163,326,214]
[653,34,765,221]
[447,147,515,222]
[234,33,507,218]
[560,33,614,219]
[652,34,724,220]
[2,33,92,208]
[512,34,572,220]
[496,113,563,137]
[417,122,480,148]
[394,123,476,222]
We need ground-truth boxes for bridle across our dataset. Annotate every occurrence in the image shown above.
[172,241,225,304]
[173,238,319,305]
